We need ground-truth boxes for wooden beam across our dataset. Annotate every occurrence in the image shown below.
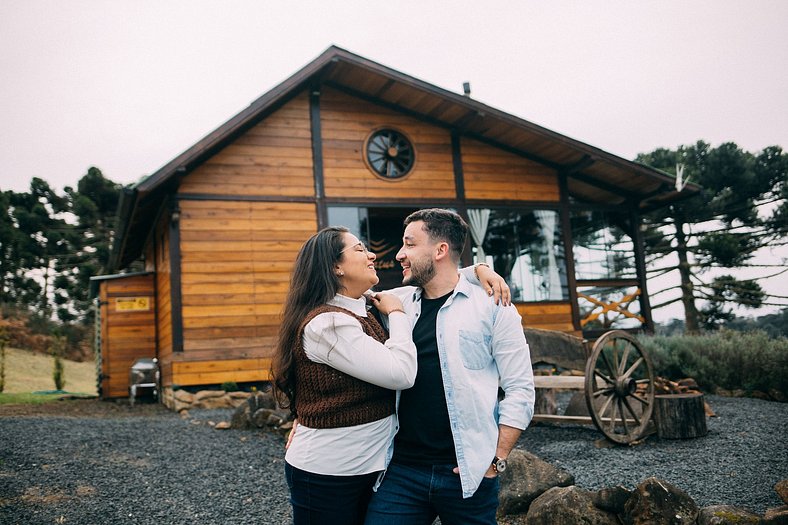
[559,173,581,333]
[310,84,327,229]
[169,201,184,353]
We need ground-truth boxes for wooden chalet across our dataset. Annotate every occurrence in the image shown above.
[95,46,699,399]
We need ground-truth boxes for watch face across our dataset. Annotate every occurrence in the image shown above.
[495,458,507,472]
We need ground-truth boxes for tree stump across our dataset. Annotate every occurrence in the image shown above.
[654,393,708,439]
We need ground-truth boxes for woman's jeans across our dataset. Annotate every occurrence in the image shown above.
[285,462,379,525]
[364,462,500,525]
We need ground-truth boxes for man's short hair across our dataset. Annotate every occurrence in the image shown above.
[404,208,469,262]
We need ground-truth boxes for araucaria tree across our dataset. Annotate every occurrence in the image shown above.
[637,141,787,332]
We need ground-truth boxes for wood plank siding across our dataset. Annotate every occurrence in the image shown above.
[321,88,457,199]
[178,92,314,197]
[516,303,576,333]
[98,274,156,398]
[461,137,560,202]
[171,199,317,386]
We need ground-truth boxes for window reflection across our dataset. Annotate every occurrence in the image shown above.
[472,208,568,302]
[571,210,636,280]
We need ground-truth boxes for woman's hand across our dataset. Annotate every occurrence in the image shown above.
[285,419,298,450]
[367,292,405,316]
[476,264,511,306]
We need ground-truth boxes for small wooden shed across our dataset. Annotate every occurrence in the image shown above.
[99,46,698,399]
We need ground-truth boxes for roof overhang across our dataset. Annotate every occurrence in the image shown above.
[109,45,701,271]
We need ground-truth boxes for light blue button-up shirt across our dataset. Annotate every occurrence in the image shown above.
[383,272,535,498]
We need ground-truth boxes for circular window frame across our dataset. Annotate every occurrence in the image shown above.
[363,127,417,181]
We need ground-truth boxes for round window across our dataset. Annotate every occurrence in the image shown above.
[364,129,415,179]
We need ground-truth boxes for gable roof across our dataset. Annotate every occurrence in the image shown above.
[109,45,700,271]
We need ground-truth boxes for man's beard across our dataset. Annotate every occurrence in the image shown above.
[403,258,436,288]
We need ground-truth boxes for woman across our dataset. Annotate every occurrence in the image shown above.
[272,226,416,525]
[272,226,509,524]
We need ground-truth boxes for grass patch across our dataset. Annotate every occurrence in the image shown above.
[1,346,97,396]
[0,392,66,405]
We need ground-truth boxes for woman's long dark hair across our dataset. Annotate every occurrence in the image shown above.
[271,226,348,416]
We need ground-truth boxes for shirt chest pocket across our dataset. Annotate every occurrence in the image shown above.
[458,330,493,370]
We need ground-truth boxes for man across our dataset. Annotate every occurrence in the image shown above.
[365,208,535,525]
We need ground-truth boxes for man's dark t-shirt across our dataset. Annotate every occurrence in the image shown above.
[393,290,456,465]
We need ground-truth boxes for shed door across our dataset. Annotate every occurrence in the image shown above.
[97,274,156,399]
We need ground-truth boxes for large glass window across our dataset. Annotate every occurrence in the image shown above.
[571,210,636,281]
[470,208,568,302]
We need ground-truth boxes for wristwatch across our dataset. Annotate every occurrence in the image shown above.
[492,456,507,473]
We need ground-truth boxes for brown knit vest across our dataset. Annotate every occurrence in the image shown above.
[294,304,396,429]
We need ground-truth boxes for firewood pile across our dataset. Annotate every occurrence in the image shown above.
[650,376,716,417]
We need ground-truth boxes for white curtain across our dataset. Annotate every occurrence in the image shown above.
[534,210,563,300]
[467,209,491,263]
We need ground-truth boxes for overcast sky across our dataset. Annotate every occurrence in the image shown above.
[1,1,786,319]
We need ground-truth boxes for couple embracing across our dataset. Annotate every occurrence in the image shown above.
[271,208,535,525]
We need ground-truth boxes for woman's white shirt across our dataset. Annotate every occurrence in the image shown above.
[284,294,416,475]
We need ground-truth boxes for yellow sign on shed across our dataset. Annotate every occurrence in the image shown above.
[115,297,151,311]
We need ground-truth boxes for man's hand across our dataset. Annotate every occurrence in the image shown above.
[476,264,511,306]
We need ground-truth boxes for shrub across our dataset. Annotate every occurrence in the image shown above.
[637,330,788,397]
[221,381,239,393]
[51,336,66,391]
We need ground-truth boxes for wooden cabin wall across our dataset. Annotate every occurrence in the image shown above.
[461,137,560,202]
[98,275,156,398]
[172,199,316,386]
[169,92,318,387]
[178,92,314,197]
[321,88,457,200]
[516,303,576,334]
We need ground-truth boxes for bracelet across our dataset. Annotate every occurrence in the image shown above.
[387,308,406,315]
[474,262,490,280]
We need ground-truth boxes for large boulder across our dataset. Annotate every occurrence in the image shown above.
[497,449,574,517]
[697,505,761,525]
[592,485,632,515]
[525,486,619,525]
[623,477,699,525]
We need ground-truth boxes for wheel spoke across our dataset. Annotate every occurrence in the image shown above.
[618,398,628,435]
[630,393,650,406]
[592,387,614,398]
[618,341,631,376]
[600,350,618,380]
[594,368,615,386]
[622,356,645,381]
[621,396,642,427]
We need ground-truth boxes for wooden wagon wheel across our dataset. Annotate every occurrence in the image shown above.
[584,330,655,444]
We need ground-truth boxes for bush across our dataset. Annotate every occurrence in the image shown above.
[221,381,239,393]
[637,330,788,397]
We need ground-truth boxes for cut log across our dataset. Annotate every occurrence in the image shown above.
[654,393,708,439]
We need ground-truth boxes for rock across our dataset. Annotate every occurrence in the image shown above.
[174,390,194,403]
[214,421,231,430]
[623,477,699,525]
[776,479,788,504]
[497,449,574,517]
[525,486,619,525]
[265,413,285,427]
[252,408,275,428]
[697,505,761,524]
[194,390,225,401]
[769,389,786,403]
[751,390,772,401]
[592,485,631,515]
[764,505,788,525]
[230,403,252,430]
[563,391,590,417]
[534,388,557,415]
[195,395,232,410]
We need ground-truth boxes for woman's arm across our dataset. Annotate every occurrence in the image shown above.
[303,312,417,390]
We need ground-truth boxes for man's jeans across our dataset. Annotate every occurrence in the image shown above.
[285,462,379,525]
[364,462,499,525]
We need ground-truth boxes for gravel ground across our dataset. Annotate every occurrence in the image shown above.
[0,394,785,524]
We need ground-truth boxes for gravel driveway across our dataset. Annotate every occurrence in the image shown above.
[1,394,785,524]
